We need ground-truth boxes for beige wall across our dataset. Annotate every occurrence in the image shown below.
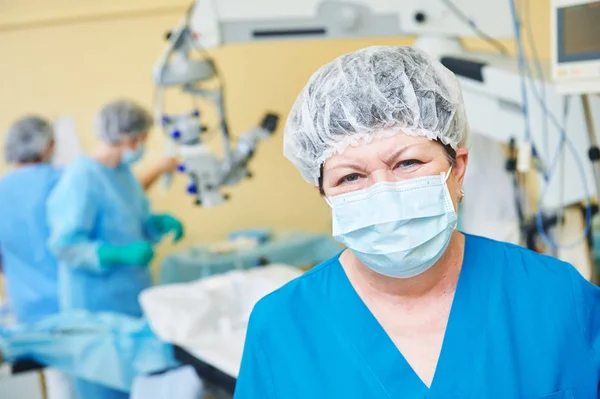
[0,1,550,286]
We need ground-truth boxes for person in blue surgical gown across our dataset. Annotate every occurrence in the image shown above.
[235,46,600,398]
[0,116,77,399]
[0,116,60,324]
[46,99,185,399]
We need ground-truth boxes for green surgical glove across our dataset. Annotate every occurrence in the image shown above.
[148,214,184,243]
[97,242,155,269]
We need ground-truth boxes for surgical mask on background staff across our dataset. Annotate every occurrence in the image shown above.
[94,99,151,168]
[328,166,457,279]
[121,143,145,165]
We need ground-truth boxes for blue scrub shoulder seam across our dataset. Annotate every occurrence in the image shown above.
[301,253,343,277]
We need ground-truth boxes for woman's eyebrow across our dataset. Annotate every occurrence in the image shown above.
[382,144,419,164]
[324,161,365,173]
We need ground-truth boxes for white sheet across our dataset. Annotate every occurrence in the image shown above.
[140,264,302,377]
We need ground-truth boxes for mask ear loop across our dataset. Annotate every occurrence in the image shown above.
[444,165,466,201]
[325,196,333,208]
[442,165,460,230]
[444,165,453,183]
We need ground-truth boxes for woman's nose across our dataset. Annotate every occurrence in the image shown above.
[371,169,397,184]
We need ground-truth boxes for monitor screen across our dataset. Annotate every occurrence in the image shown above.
[560,1,600,59]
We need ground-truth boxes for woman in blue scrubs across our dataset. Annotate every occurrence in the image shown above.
[235,46,600,398]
[47,99,184,399]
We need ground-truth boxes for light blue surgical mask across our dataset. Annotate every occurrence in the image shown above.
[121,143,145,165]
[328,167,457,279]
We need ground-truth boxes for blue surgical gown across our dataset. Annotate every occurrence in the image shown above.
[47,156,162,399]
[235,234,600,398]
[47,156,159,317]
[0,164,61,324]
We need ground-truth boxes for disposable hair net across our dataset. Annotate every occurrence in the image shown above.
[4,116,54,163]
[283,46,469,185]
[95,99,153,144]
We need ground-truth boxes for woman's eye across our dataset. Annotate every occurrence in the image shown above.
[395,159,423,169]
[339,173,361,185]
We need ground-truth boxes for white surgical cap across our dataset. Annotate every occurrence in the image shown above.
[283,46,469,185]
[4,116,54,163]
[95,99,153,144]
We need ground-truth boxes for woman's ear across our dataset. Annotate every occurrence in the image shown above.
[453,147,469,187]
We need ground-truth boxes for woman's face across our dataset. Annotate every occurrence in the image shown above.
[322,132,469,208]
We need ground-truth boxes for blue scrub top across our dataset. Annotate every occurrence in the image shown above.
[235,234,600,398]
[0,164,61,324]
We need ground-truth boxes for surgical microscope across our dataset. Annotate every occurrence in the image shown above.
[153,14,279,207]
